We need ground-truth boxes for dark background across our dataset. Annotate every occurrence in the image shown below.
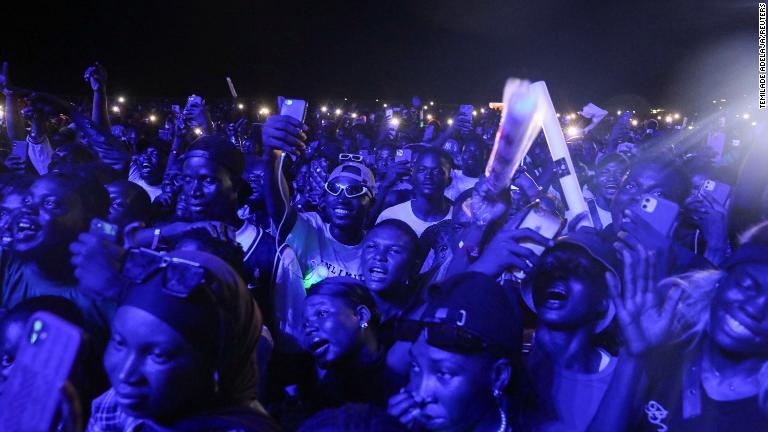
[1,1,758,112]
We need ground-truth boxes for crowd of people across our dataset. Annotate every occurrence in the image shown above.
[0,61,766,431]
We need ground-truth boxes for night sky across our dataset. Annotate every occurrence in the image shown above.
[3,1,758,112]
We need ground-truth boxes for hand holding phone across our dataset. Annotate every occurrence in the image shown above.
[698,179,731,206]
[279,97,308,123]
[0,312,84,432]
[631,195,679,238]
[516,205,565,256]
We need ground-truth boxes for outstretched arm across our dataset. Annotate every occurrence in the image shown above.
[84,63,111,131]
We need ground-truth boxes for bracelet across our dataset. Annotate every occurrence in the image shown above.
[150,228,162,250]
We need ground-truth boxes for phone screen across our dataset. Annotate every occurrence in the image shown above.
[280,98,307,123]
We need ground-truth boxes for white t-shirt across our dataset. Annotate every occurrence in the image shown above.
[286,212,364,285]
[128,161,163,200]
[582,184,613,229]
[444,170,479,201]
[376,200,452,237]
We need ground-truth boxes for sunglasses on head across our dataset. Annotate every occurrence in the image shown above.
[324,182,372,198]
[394,319,488,352]
[339,153,364,163]
[122,248,211,299]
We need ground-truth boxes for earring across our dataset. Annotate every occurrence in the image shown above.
[493,388,502,399]
[360,322,369,329]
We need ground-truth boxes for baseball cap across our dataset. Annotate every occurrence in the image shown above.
[328,162,376,190]
[522,230,619,333]
[417,272,523,356]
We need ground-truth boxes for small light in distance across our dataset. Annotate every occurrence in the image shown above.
[423,105,428,110]
[673,113,680,120]
[447,118,453,126]
[194,128,203,135]
[743,113,750,119]
[688,126,695,130]
[480,108,485,114]
[238,103,244,110]
[351,113,358,118]
[617,110,622,115]
[334,109,342,115]
[657,115,662,120]
[426,114,432,120]
[259,107,270,115]
[472,110,477,116]
[383,103,388,108]
[149,115,157,122]
[430,101,434,106]
[556,113,561,117]
[117,96,125,103]
[390,118,400,126]
[752,121,758,126]
[566,126,581,137]
[631,119,638,126]
[321,106,328,113]
[665,115,673,123]
[111,106,120,113]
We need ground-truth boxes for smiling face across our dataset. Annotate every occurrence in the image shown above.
[406,334,496,431]
[362,225,415,294]
[709,263,768,355]
[181,157,237,222]
[301,294,363,369]
[592,160,628,204]
[322,176,372,230]
[103,306,213,421]
[137,147,165,185]
[13,177,88,259]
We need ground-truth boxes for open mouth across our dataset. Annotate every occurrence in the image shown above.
[541,287,569,309]
[15,218,41,241]
[367,266,388,280]
[332,207,353,217]
[603,184,618,194]
[309,338,330,356]
[722,313,756,339]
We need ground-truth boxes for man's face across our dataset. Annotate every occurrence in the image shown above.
[104,306,212,420]
[460,142,485,178]
[161,168,183,196]
[181,157,236,222]
[709,264,768,355]
[0,193,25,247]
[13,178,87,258]
[362,225,415,293]
[593,161,628,203]
[610,163,680,230]
[301,294,363,369]
[533,272,606,330]
[375,148,395,175]
[137,147,164,184]
[406,334,496,431]
[244,161,266,205]
[412,154,451,198]
[322,176,372,230]
[106,183,141,227]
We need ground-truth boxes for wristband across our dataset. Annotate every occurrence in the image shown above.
[150,228,162,250]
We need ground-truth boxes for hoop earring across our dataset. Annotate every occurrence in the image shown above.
[360,322,369,329]
[493,388,502,399]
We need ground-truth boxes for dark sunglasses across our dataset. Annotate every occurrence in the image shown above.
[394,319,488,352]
[122,248,210,299]
[324,182,372,198]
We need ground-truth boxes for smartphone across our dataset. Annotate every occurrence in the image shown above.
[9,140,28,162]
[632,195,679,237]
[0,312,84,432]
[89,218,119,243]
[517,205,565,255]
[395,149,412,163]
[699,179,731,206]
[279,98,307,123]
[385,108,394,120]
[459,104,473,117]
[706,131,726,163]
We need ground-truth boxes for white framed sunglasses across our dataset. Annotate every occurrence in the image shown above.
[324,181,372,198]
[339,153,364,163]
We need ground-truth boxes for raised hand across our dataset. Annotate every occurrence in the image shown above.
[262,114,308,157]
[616,208,674,277]
[26,92,73,117]
[83,62,108,91]
[69,231,127,301]
[606,242,682,356]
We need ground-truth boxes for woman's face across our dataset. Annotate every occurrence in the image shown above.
[709,263,768,355]
[103,306,213,421]
[406,334,497,431]
[301,294,363,369]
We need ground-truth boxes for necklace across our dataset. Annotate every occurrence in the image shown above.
[497,407,508,432]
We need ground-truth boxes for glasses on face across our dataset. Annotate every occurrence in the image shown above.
[339,153,364,163]
[324,182,372,199]
[122,248,211,299]
[394,319,488,352]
